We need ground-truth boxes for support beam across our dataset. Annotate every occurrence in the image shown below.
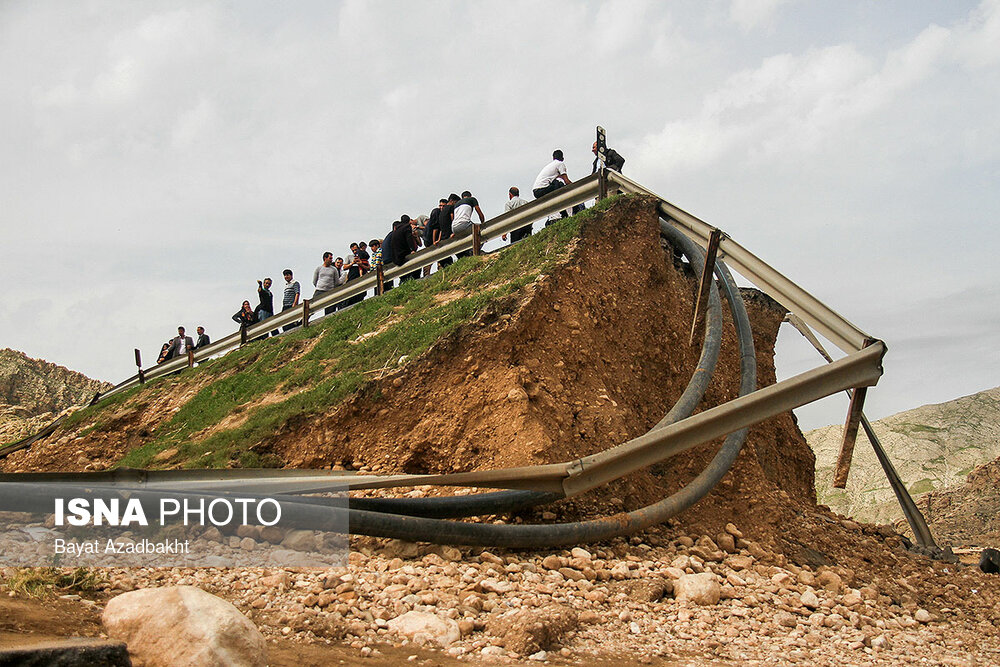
[302,299,311,328]
[689,229,723,346]
[833,385,868,488]
[376,265,384,296]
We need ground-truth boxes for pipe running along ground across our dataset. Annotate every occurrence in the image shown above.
[343,218,726,519]
[0,219,757,547]
[334,221,756,546]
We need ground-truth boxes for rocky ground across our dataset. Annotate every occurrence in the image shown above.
[5,515,999,666]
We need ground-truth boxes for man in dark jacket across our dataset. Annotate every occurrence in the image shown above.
[194,326,210,350]
[592,141,625,173]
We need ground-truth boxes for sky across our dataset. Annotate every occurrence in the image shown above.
[1,0,998,430]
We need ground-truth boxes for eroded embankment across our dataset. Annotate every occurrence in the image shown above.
[4,196,817,543]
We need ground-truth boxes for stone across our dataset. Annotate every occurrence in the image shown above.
[485,605,578,655]
[775,611,798,628]
[480,579,513,594]
[153,448,179,463]
[725,555,754,571]
[915,609,932,624]
[817,571,843,594]
[541,555,564,570]
[570,547,592,560]
[387,611,461,648]
[507,386,529,402]
[612,578,668,603]
[280,530,318,552]
[725,523,743,539]
[800,590,820,609]
[102,586,267,667]
[673,573,721,606]
[715,533,737,554]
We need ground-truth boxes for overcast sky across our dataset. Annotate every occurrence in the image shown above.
[1,0,998,430]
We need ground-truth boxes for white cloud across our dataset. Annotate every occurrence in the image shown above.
[729,0,795,32]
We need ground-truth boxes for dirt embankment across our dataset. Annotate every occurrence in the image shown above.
[4,196,819,544]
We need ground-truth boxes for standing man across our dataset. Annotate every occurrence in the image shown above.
[313,251,343,315]
[369,238,390,294]
[392,215,417,274]
[256,278,274,323]
[423,199,446,276]
[194,326,210,350]
[167,326,194,362]
[281,269,300,332]
[452,191,485,259]
[501,186,530,244]
[433,193,459,268]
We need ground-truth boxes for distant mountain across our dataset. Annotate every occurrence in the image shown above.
[804,386,1000,526]
[0,348,110,444]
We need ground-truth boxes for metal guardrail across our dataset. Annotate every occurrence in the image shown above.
[6,171,887,491]
[607,170,871,355]
[95,174,604,402]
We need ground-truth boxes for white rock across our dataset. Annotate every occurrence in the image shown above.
[800,590,820,609]
[387,611,461,647]
[102,586,267,667]
[673,573,721,606]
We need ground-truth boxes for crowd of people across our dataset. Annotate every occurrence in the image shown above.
[155,143,624,366]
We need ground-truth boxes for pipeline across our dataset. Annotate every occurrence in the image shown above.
[345,218,726,519]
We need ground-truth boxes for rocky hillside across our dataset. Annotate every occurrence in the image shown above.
[805,386,1000,528]
[0,348,110,444]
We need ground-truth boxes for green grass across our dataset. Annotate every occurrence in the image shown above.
[99,198,621,469]
[2,567,105,599]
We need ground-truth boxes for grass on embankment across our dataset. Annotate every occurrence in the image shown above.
[61,197,623,470]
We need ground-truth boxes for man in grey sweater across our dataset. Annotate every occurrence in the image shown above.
[313,251,346,315]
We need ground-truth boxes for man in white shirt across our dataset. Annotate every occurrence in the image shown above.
[502,186,531,244]
[532,149,571,200]
[532,149,579,223]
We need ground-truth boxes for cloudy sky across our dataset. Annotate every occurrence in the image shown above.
[1,0,998,430]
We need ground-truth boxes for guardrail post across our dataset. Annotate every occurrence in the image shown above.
[302,299,311,328]
[689,228,723,346]
[134,348,145,384]
[472,223,483,256]
[89,392,101,406]
[376,266,384,296]
[598,167,608,201]
[240,324,247,346]
[832,339,875,488]
[187,349,194,368]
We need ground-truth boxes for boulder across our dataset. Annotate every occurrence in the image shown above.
[102,586,267,667]
[387,611,461,647]
[486,605,579,655]
[673,573,721,606]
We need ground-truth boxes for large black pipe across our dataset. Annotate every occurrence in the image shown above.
[339,220,726,519]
